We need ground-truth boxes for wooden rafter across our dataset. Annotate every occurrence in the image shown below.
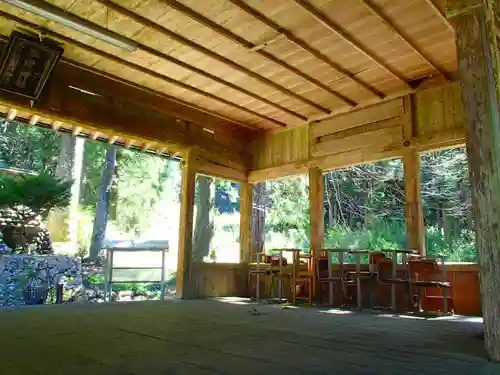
[361,0,450,80]
[0,11,286,128]
[72,126,82,136]
[6,108,16,120]
[159,0,357,107]
[52,121,63,131]
[98,0,331,114]
[291,0,411,90]
[130,41,303,123]
[28,115,40,126]
[423,0,455,33]
[226,0,385,99]
[86,2,306,122]
[90,131,100,140]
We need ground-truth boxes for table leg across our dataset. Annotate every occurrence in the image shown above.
[279,251,283,301]
[356,253,362,310]
[391,252,397,311]
[328,254,333,305]
[441,258,448,314]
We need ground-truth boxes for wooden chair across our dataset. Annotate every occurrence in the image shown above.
[316,249,352,306]
[409,255,453,314]
[289,250,313,305]
[248,252,273,300]
[374,254,412,311]
[344,249,376,309]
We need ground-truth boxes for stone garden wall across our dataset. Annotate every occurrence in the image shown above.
[0,255,82,306]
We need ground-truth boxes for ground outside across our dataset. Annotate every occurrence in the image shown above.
[0,298,498,375]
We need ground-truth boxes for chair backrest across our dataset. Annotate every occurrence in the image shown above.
[369,252,386,264]
[316,256,330,279]
[316,251,346,280]
[409,259,440,282]
[375,257,394,281]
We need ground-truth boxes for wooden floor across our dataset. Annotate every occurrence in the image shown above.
[0,299,498,375]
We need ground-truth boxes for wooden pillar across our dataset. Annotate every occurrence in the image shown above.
[309,166,324,297]
[176,154,196,299]
[447,0,500,361]
[402,95,426,255]
[239,181,253,262]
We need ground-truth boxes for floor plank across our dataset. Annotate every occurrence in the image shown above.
[0,299,498,375]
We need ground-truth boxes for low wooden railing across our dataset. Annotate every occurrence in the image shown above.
[191,262,481,316]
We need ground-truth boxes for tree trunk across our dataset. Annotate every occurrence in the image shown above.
[449,0,500,361]
[108,149,121,221]
[192,175,214,262]
[89,146,117,260]
[252,182,267,254]
[47,134,84,244]
[324,174,335,228]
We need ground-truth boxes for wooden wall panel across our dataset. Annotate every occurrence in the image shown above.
[192,263,247,298]
[313,121,403,157]
[311,100,404,171]
[250,83,468,180]
[414,82,466,151]
[251,126,309,170]
[312,99,404,138]
[315,146,402,172]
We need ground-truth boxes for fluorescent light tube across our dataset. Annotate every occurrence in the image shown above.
[2,0,138,52]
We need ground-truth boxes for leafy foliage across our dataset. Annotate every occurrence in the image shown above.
[0,121,60,174]
[0,174,73,215]
[261,149,475,262]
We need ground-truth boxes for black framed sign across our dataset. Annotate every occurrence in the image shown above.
[0,31,63,100]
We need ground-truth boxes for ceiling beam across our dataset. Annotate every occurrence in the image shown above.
[0,11,286,128]
[423,0,455,33]
[160,0,357,107]
[226,0,384,99]
[0,57,251,170]
[51,62,256,157]
[291,0,411,90]
[64,61,252,135]
[361,0,451,80]
[0,32,259,139]
[98,0,331,114]
[0,47,250,131]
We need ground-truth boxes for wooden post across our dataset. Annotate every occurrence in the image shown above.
[309,166,324,298]
[447,0,500,361]
[402,95,426,255]
[176,153,196,299]
[239,181,253,262]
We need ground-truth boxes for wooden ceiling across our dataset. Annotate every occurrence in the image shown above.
[0,0,457,132]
